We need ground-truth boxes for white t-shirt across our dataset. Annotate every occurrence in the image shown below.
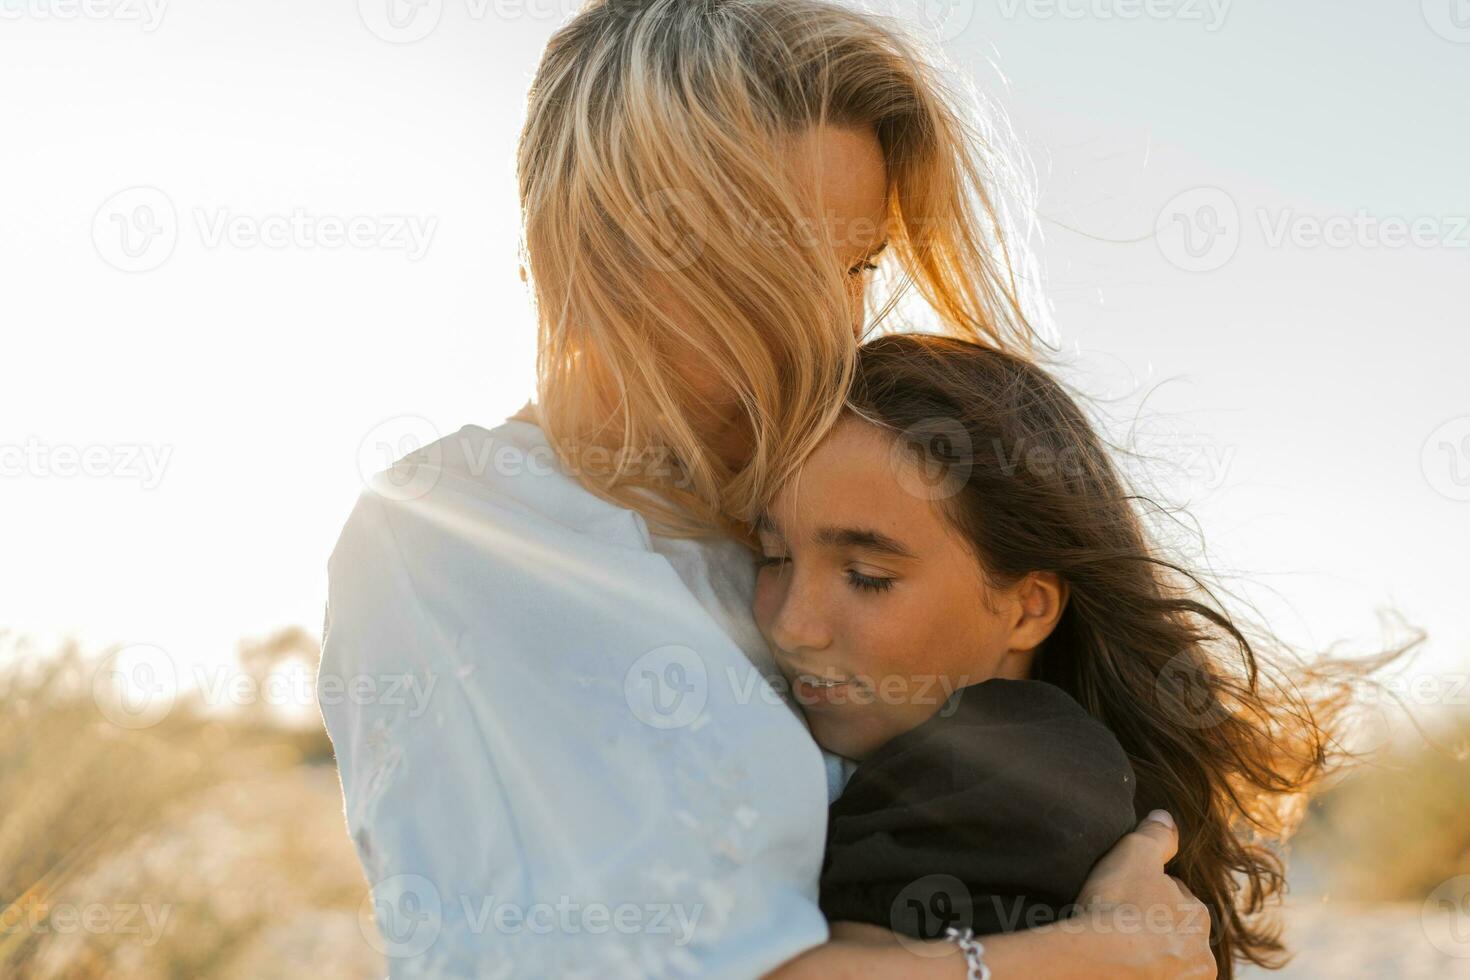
[320,415,854,978]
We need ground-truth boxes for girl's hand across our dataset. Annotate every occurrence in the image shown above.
[1074,810,1217,979]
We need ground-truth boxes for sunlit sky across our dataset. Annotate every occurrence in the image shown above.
[2,1,1466,708]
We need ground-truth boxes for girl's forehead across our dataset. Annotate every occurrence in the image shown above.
[760,421,956,552]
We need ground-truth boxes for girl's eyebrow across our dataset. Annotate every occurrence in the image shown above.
[755,512,917,560]
[813,525,916,560]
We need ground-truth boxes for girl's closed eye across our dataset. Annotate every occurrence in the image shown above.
[846,568,894,593]
[756,553,895,595]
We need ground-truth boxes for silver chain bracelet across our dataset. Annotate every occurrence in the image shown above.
[943,926,992,980]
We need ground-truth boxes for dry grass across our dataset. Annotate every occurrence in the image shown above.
[2,627,1466,978]
[1293,710,1470,902]
[0,630,382,979]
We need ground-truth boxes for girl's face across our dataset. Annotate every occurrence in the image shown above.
[751,417,1064,760]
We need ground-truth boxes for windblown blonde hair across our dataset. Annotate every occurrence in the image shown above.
[518,0,1039,541]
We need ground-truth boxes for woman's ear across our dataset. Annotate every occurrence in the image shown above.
[1007,571,1068,654]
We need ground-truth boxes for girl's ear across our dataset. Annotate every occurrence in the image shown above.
[1007,571,1069,654]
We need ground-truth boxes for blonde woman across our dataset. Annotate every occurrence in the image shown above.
[319,1,1215,976]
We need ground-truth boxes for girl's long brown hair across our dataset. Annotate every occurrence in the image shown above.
[845,333,1409,977]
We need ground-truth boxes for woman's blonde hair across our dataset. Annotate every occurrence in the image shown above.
[518,0,1039,541]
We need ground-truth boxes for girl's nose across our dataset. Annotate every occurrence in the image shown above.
[767,575,833,658]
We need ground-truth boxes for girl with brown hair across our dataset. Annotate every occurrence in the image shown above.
[755,333,1380,978]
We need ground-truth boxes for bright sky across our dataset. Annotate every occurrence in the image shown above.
[2,1,1465,717]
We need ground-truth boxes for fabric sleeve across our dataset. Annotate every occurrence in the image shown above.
[319,476,831,978]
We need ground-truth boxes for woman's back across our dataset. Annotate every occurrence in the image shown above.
[320,415,837,977]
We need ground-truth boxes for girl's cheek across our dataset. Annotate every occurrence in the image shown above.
[847,618,903,689]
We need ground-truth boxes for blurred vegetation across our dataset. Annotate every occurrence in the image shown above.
[0,629,380,979]
[1,626,1465,977]
[1293,708,1470,902]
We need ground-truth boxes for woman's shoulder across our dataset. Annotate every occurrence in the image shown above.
[355,413,656,554]
[326,414,716,668]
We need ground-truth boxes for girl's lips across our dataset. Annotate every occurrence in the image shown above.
[793,674,856,705]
